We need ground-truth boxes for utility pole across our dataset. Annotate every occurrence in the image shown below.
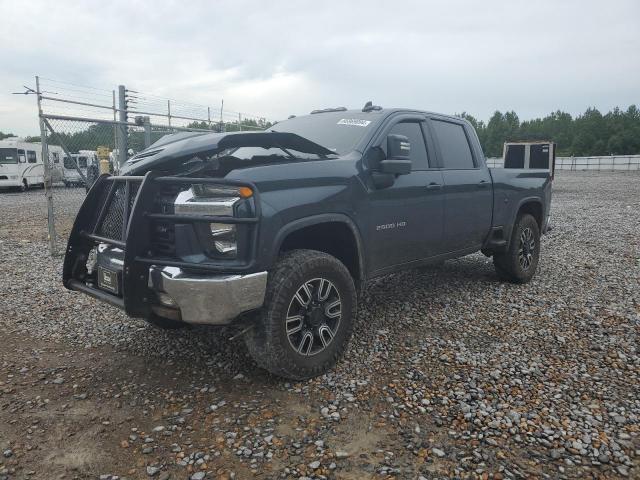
[117,85,128,166]
[220,99,224,132]
[143,116,151,148]
[36,75,57,256]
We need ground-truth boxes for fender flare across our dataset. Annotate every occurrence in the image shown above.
[514,197,544,224]
[505,197,544,245]
[270,213,367,281]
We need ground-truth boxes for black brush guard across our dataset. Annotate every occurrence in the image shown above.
[63,172,261,318]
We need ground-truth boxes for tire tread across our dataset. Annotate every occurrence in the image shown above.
[493,213,540,284]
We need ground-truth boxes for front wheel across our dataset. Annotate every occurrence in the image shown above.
[244,249,356,380]
[493,213,541,283]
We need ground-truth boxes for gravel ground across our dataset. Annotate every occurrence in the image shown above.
[0,172,638,480]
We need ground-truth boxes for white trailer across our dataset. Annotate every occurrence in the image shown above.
[62,150,98,187]
[0,139,46,191]
[47,145,65,184]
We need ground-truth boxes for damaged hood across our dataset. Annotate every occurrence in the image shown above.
[120,130,336,175]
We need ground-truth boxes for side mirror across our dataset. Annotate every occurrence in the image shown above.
[379,134,411,175]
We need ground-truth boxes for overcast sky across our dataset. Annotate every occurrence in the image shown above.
[1,0,638,136]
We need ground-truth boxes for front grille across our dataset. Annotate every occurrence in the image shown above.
[96,181,141,241]
[152,221,176,256]
[98,184,126,239]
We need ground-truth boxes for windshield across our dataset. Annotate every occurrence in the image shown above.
[270,111,382,155]
[0,148,18,164]
[64,156,88,169]
[223,146,331,161]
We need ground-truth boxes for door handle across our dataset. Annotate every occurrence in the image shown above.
[426,183,442,190]
[477,180,489,188]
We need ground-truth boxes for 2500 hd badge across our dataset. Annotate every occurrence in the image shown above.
[376,221,407,231]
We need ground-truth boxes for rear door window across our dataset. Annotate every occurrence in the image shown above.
[387,121,429,170]
[432,120,475,169]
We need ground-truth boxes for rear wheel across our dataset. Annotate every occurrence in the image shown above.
[244,249,356,380]
[19,180,27,192]
[493,213,540,283]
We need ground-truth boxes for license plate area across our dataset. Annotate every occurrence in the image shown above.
[97,266,120,295]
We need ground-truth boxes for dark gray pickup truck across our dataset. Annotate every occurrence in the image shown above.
[64,103,552,379]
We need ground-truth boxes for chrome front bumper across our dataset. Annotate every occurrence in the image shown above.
[148,266,268,325]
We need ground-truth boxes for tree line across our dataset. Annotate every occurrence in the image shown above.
[186,117,273,132]
[459,105,640,158]
[0,131,17,141]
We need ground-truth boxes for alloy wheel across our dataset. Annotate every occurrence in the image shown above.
[518,227,536,270]
[285,278,342,356]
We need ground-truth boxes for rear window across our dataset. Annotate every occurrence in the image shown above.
[27,151,37,163]
[432,120,475,169]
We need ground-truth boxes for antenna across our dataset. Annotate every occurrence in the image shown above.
[11,86,36,95]
[362,101,382,112]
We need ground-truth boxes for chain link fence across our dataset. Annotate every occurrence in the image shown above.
[486,155,640,170]
[41,118,117,247]
[36,76,272,255]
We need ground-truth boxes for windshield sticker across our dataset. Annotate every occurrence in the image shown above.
[337,118,371,127]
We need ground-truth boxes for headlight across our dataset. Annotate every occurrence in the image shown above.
[174,184,253,258]
[174,184,253,216]
[210,222,237,255]
[209,223,235,236]
[192,184,253,198]
[214,240,237,255]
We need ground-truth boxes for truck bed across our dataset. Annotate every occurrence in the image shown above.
[489,167,552,237]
